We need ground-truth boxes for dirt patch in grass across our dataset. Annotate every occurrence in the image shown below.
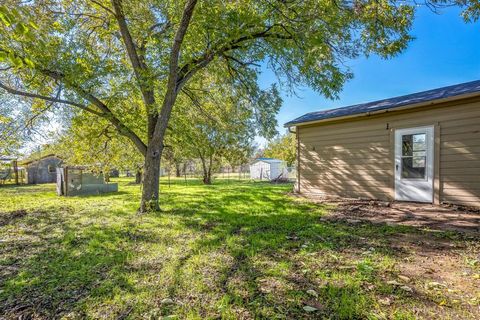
[384,232,480,317]
[0,210,28,227]
[296,195,480,318]
[307,196,480,234]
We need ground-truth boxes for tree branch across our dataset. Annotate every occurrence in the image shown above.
[177,26,293,88]
[140,21,171,51]
[111,0,159,141]
[169,0,198,83]
[0,81,103,116]
[150,0,198,147]
[90,0,116,15]
[181,87,222,127]
[39,69,148,156]
[223,54,261,67]
[111,0,155,105]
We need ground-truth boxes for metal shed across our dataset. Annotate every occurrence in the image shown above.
[22,154,62,184]
[249,158,288,181]
[56,166,118,196]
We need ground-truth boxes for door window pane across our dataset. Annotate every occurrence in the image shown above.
[402,135,413,156]
[402,157,426,179]
[413,134,426,151]
[413,151,426,157]
[412,156,425,168]
[401,133,427,179]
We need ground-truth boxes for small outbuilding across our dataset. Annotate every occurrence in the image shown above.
[22,154,62,184]
[56,166,118,196]
[250,158,288,181]
[285,80,480,208]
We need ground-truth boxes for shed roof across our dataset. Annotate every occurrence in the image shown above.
[0,156,18,161]
[251,157,283,164]
[21,154,61,165]
[285,80,480,127]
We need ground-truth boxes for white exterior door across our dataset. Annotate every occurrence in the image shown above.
[394,126,434,203]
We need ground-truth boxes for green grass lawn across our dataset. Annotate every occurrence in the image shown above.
[0,179,478,319]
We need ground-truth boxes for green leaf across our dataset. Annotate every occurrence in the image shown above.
[15,22,29,35]
[0,115,9,124]
[29,21,39,30]
[303,306,318,312]
[24,57,35,68]
[0,11,11,26]
[11,55,23,68]
[0,6,13,26]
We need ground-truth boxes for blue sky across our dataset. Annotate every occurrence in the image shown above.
[257,6,480,145]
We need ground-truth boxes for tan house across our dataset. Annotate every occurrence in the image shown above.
[285,80,480,207]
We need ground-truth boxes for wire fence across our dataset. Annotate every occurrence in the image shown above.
[121,164,296,186]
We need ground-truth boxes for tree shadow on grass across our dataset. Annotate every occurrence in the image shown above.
[0,202,194,319]
[159,186,479,318]
[0,211,149,318]
[1,182,478,319]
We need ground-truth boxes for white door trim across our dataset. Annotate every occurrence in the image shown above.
[394,126,434,203]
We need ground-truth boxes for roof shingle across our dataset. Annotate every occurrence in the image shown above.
[285,80,480,127]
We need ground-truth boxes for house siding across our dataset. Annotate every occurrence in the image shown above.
[297,97,480,207]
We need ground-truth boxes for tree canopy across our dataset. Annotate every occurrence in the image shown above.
[53,112,144,173]
[169,75,279,183]
[263,133,296,166]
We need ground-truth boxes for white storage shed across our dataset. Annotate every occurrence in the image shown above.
[249,158,288,181]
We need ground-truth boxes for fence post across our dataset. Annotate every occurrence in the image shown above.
[13,160,18,185]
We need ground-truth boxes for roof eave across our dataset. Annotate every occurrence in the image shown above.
[284,91,480,128]
[20,154,61,165]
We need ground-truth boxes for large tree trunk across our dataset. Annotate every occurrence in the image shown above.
[208,155,213,184]
[199,154,212,185]
[140,143,163,212]
[175,162,181,177]
[138,0,197,212]
[202,167,212,184]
